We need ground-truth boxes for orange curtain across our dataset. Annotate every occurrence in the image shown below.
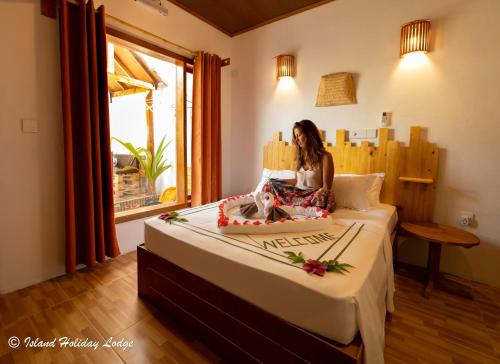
[59,0,119,273]
[191,51,222,206]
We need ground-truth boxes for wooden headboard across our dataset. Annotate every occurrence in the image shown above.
[263,126,439,223]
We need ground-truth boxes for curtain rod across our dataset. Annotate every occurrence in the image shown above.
[62,0,196,56]
[105,14,195,57]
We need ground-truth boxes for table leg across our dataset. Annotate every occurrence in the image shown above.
[424,242,441,298]
[424,242,475,299]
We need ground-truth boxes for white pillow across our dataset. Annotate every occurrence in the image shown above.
[369,173,385,206]
[254,168,296,193]
[333,173,384,210]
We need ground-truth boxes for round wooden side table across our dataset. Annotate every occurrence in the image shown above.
[399,222,480,298]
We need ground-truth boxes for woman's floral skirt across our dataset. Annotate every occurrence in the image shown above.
[261,179,335,212]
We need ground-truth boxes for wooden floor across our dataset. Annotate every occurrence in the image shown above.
[1,252,499,364]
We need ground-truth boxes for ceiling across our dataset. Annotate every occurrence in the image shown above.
[166,0,335,36]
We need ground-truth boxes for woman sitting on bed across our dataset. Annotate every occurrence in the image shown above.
[262,119,335,212]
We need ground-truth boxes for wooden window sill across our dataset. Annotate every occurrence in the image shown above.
[114,201,189,224]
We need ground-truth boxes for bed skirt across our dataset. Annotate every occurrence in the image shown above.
[137,244,363,363]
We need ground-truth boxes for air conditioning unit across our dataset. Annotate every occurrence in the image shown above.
[134,0,168,16]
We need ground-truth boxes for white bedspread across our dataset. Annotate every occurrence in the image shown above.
[144,203,396,364]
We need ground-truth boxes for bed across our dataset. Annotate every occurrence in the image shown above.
[137,126,439,364]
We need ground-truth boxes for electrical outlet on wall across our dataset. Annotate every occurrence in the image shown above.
[459,211,474,227]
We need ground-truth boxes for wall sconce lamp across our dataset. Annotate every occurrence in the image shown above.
[276,55,296,79]
[400,20,431,57]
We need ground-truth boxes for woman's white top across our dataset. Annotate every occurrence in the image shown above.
[296,165,322,190]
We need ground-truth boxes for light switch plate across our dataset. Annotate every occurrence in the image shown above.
[349,129,366,139]
[21,119,39,133]
[366,129,377,138]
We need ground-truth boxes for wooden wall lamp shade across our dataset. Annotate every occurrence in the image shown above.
[276,55,295,79]
[400,20,431,57]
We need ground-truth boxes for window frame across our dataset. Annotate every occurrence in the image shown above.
[106,27,194,224]
[185,65,193,200]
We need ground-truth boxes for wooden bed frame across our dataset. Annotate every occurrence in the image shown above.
[137,126,439,363]
[138,244,363,363]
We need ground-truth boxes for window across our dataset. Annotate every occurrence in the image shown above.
[186,68,193,197]
[106,30,193,222]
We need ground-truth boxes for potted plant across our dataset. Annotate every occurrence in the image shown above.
[112,136,172,197]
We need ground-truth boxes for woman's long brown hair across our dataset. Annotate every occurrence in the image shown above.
[292,119,326,171]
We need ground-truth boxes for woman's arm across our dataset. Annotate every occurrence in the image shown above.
[322,152,334,191]
[281,178,297,186]
[282,170,297,186]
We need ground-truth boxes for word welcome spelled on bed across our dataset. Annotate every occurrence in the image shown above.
[138,126,439,364]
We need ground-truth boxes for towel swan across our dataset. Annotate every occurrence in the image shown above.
[254,192,265,218]
[218,193,332,233]
[261,193,293,216]
[240,192,292,221]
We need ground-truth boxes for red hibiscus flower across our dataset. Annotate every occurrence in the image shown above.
[159,212,173,221]
[302,259,328,276]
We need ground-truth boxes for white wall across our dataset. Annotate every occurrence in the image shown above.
[0,0,231,293]
[229,0,500,286]
[0,0,65,294]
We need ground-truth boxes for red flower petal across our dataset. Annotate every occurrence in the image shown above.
[159,213,173,220]
[302,259,328,276]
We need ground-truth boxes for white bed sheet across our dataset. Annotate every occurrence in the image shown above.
[144,203,396,364]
